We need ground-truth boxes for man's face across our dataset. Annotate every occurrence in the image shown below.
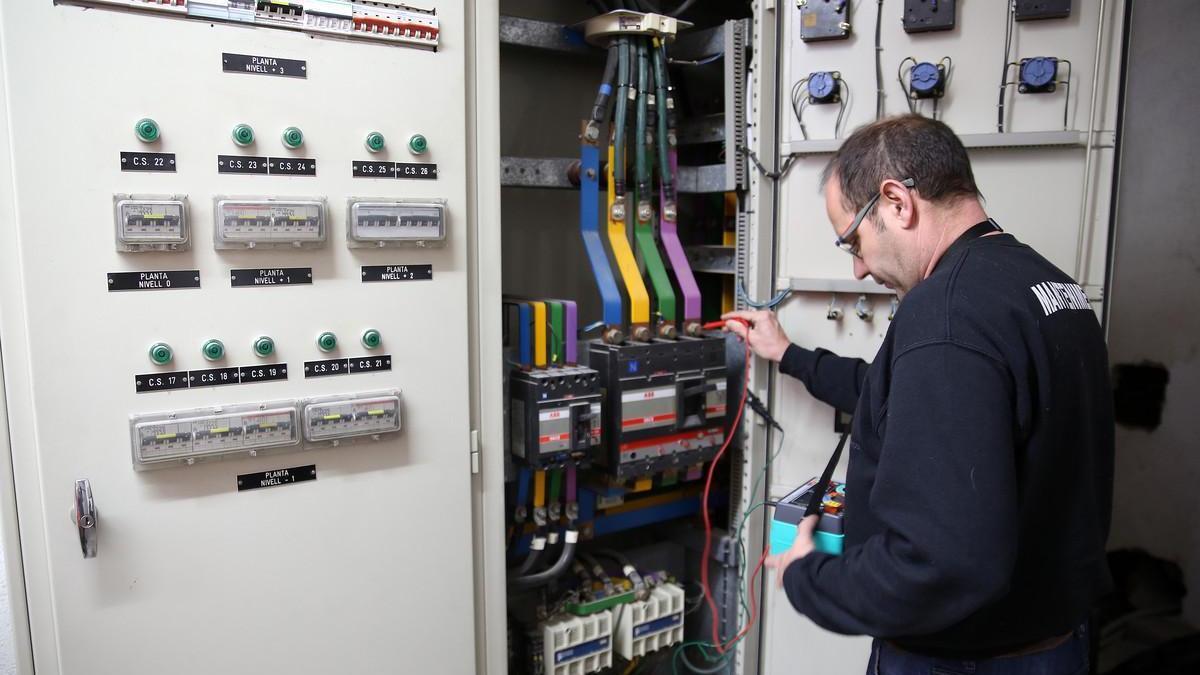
[825,177,909,296]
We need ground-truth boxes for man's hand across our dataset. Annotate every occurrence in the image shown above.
[720,310,792,363]
[765,515,819,587]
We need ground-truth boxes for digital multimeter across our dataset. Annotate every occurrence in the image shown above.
[769,477,846,556]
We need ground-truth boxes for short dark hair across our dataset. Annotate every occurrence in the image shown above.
[820,114,981,215]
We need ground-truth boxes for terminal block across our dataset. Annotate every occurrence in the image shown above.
[613,582,685,659]
[131,400,300,470]
[542,610,613,675]
[346,198,446,248]
[302,390,403,444]
[213,196,326,249]
[589,337,726,479]
[510,366,603,468]
[114,194,189,252]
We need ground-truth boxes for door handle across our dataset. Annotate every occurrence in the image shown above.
[72,479,98,559]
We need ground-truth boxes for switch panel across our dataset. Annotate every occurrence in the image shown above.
[346,198,447,247]
[114,194,189,252]
[902,0,956,33]
[302,390,403,443]
[131,400,300,470]
[213,196,327,249]
[1014,0,1071,21]
[799,0,851,42]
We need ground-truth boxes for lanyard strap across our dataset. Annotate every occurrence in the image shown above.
[805,429,852,519]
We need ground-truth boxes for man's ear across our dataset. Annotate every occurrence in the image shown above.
[879,178,917,230]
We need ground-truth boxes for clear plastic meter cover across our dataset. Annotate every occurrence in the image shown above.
[114,194,188,251]
[347,198,446,247]
[213,196,326,248]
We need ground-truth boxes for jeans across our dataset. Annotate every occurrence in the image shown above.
[866,625,1089,675]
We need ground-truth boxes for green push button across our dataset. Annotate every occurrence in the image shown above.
[253,336,275,358]
[135,118,160,143]
[202,339,225,361]
[317,332,337,352]
[365,131,386,153]
[148,342,173,365]
[282,126,304,149]
[361,329,382,349]
[408,134,428,154]
[232,123,255,147]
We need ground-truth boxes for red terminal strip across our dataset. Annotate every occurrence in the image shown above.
[352,16,439,38]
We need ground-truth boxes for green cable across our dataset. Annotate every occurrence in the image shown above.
[652,42,673,191]
[548,468,562,506]
[671,429,787,671]
[548,301,564,365]
[633,38,676,328]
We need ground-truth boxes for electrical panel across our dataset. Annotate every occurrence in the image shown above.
[798,0,851,42]
[902,0,956,34]
[0,0,477,670]
[1014,0,1072,22]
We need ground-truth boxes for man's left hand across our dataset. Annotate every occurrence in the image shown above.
[766,515,820,587]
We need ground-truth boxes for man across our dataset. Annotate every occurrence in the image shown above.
[723,115,1113,673]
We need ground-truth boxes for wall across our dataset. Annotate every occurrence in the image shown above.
[762,1,1127,673]
[1105,0,1200,625]
[0,550,14,675]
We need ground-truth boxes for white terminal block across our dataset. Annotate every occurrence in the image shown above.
[302,390,403,444]
[213,196,327,249]
[130,400,300,470]
[113,194,189,252]
[542,610,613,675]
[613,582,685,659]
[346,198,447,248]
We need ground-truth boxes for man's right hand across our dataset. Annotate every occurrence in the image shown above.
[720,310,792,363]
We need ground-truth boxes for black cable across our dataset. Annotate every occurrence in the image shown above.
[997,1,1015,132]
[511,534,579,589]
[789,77,810,140]
[897,56,916,114]
[591,44,620,126]
[875,0,885,119]
[586,0,610,13]
[513,540,545,576]
[835,79,851,138]
[739,147,796,182]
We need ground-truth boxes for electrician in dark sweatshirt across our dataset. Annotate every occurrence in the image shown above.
[723,115,1113,674]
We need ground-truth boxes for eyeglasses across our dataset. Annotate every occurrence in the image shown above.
[834,177,916,258]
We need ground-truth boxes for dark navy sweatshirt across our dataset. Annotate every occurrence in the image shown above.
[779,224,1114,657]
